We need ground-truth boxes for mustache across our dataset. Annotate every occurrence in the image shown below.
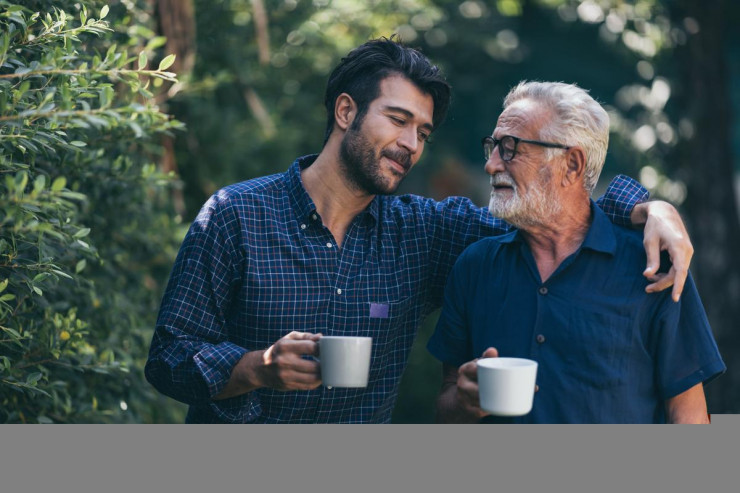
[382,149,411,170]
[490,173,516,187]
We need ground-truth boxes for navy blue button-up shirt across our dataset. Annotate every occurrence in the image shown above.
[146,155,649,423]
[428,202,725,423]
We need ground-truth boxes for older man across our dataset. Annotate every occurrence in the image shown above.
[428,82,725,423]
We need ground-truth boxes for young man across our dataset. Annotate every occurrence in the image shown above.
[429,82,724,423]
[146,39,693,423]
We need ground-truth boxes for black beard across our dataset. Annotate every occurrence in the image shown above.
[339,123,410,196]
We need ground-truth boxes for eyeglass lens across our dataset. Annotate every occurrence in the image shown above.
[484,136,516,161]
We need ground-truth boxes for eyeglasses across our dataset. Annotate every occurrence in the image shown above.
[482,135,570,162]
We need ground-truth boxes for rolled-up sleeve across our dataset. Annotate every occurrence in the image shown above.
[595,174,649,227]
[145,192,254,410]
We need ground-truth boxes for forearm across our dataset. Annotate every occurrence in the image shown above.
[213,350,266,400]
[666,383,710,424]
[145,326,248,404]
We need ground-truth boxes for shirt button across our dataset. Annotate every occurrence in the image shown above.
[535,384,540,392]
[326,242,333,248]
[311,214,318,221]
[536,334,546,344]
[337,288,342,295]
[538,286,548,295]
[300,224,307,230]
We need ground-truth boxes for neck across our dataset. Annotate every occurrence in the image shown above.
[521,195,592,282]
[301,142,374,247]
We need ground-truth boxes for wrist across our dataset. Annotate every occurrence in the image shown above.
[232,349,268,392]
[630,200,650,227]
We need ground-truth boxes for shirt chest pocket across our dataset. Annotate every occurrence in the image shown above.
[331,295,415,341]
[563,308,635,390]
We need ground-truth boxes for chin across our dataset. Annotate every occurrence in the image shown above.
[488,197,514,219]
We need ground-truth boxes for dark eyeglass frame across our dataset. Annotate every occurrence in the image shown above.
[482,135,570,162]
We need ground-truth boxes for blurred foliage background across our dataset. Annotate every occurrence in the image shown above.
[2,0,738,423]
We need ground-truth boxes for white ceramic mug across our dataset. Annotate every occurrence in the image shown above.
[477,357,538,416]
[318,336,372,388]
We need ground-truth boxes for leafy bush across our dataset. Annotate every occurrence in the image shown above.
[1,0,186,422]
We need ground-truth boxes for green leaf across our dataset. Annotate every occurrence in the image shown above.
[51,177,67,191]
[0,279,8,293]
[158,54,176,71]
[70,141,87,147]
[32,286,43,296]
[33,273,49,283]
[76,259,87,273]
[27,372,43,385]
[33,175,47,193]
[145,36,168,52]
[0,294,15,302]
[100,85,114,108]
[100,5,110,20]
[51,269,73,280]
[138,51,147,70]
[15,171,28,192]
[105,43,117,64]
[1,326,21,338]
[74,228,91,238]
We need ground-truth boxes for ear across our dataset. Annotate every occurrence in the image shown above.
[334,93,358,132]
[563,147,587,187]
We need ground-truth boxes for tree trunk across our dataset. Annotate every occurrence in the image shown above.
[671,0,740,413]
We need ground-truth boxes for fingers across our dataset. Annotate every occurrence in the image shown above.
[456,370,481,410]
[261,332,322,390]
[645,272,673,295]
[642,235,661,278]
[666,246,691,302]
[456,360,486,418]
[284,331,322,345]
[276,331,321,356]
[640,200,693,301]
[481,347,499,358]
[645,267,687,303]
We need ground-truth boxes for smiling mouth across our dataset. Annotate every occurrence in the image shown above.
[383,155,410,175]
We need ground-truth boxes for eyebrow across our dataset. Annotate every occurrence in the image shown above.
[383,106,434,131]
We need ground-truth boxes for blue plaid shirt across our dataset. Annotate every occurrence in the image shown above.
[145,154,648,423]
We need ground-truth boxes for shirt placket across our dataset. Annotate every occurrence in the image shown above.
[314,215,369,422]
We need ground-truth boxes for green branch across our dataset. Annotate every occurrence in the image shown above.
[0,68,177,81]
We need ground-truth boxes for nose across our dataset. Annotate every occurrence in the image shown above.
[484,150,505,176]
[397,127,420,155]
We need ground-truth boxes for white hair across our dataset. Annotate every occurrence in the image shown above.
[503,81,609,194]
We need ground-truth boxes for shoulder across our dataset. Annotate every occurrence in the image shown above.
[215,173,286,206]
[456,234,515,267]
[190,172,288,238]
[200,173,286,215]
[609,222,649,263]
[384,194,489,224]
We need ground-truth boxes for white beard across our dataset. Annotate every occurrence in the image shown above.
[488,169,562,228]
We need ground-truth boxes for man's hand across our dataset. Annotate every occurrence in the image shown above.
[258,331,322,390]
[631,200,693,302]
[214,331,321,400]
[436,347,498,423]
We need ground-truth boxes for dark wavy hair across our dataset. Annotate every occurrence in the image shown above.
[323,36,451,144]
